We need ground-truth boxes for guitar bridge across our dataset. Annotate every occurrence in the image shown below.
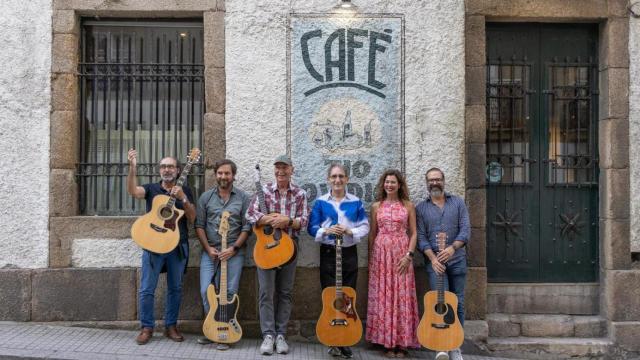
[149,224,168,233]
[431,323,450,329]
[265,241,280,249]
[330,319,348,326]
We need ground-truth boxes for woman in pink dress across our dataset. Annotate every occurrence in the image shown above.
[366,169,420,358]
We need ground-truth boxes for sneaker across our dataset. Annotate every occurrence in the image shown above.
[435,351,449,360]
[328,347,341,357]
[216,343,230,350]
[449,348,464,360]
[339,347,353,358]
[275,334,289,354]
[260,335,275,355]
[197,337,212,345]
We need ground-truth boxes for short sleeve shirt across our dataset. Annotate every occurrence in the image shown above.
[142,182,194,243]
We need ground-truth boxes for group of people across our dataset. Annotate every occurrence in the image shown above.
[126,149,470,360]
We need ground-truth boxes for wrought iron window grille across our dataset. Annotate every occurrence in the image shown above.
[77,20,205,215]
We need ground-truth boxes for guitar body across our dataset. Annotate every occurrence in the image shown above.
[417,290,464,352]
[252,224,296,269]
[202,284,242,344]
[131,194,184,254]
[316,286,363,347]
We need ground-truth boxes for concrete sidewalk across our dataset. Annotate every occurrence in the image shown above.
[0,322,525,360]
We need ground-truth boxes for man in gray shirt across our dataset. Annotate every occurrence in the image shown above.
[195,159,251,350]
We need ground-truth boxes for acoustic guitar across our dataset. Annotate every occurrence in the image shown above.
[251,164,296,269]
[316,235,363,347]
[202,211,243,343]
[130,148,201,254]
[417,232,464,351]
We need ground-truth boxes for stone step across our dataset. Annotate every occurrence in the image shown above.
[487,337,613,360]
[488,313,606,338]
[488,283,599,315]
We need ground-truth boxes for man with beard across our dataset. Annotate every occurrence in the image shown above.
[416,167,470,360]
[195,159,251,350]
[127,149,196,345]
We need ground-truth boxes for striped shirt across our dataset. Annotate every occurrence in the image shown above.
[246,181,309,239]
[307,192,369,248]
[416,192,471,266]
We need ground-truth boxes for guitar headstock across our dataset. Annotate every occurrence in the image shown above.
[187,148,201,165]
[254,164,261,183]
[436,232,447,252]
[218,211,230,236]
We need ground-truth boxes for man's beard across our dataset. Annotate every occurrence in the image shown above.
[429,185,443,197]
[161,174,177,183]
[217,179,231,189]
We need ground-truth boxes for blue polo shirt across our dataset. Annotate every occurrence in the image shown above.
[142,182,194,243]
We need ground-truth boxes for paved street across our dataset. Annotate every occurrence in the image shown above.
[0,322,523,360]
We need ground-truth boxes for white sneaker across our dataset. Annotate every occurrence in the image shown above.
[449,348,464,360]
[435,351,449,360]
[275,334,289,354]
[260,335,274,355]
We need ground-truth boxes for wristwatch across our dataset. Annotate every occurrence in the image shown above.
[232,244,241,252]
[406,250,415,258]
[288,217,294,227]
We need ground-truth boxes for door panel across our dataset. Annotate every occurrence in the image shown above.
[486,23,598,282]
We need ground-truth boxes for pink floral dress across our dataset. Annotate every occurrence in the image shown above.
[366,200,420,349]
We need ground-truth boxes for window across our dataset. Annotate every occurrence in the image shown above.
[78,20,205,215]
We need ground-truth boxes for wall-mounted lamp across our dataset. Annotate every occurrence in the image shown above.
[332,0,359,13]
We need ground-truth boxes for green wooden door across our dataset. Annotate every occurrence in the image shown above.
[486,23,599,282]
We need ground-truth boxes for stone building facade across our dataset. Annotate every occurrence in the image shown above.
[0,0,639,358]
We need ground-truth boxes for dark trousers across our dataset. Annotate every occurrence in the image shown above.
[319,244,358,289]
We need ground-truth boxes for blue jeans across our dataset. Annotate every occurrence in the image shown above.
[426,258,467,326]
[199,250,245,314]
[139,243,188,328]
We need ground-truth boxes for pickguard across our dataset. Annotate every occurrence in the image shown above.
[163,211,178,231]
[214,300,238,322]
[336,294,358,320]
[443,303,455,325]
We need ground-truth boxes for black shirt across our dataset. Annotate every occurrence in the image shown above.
[142,182,194,243]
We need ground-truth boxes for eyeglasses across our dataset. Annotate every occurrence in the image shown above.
[159,164,177,170]
[427,178,443,183]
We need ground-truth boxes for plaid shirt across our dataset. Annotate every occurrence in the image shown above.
[246,181,310,239]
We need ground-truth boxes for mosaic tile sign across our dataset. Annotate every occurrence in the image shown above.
[289,14,404,204]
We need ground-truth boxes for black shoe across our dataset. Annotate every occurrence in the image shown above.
[339,347,353,359]
[328,347,341,357]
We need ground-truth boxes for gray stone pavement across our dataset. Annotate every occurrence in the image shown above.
[0,322,523,360]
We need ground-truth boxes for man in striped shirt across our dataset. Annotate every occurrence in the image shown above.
[246,155,309,356]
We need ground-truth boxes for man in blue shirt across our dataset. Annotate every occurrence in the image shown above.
[416,167,470,360]
[195,159,251,350]
[127,149,196,345]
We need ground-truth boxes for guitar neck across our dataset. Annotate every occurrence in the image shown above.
[255,181,268,214]
[437,272,444,305]
[167,161,193,208]
[220,232,228,305]
[335,235,343,296]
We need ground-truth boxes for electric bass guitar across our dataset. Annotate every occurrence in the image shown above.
[202,211,243,343]
[417,232,464,351]
[316,235,363,346]
[251,164,296,269]
[130,148,201,254]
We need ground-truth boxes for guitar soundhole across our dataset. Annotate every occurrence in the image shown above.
[434,303,447,315]
[333,297,345,311]
[263,225,274,236]
[159,206,173,220]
